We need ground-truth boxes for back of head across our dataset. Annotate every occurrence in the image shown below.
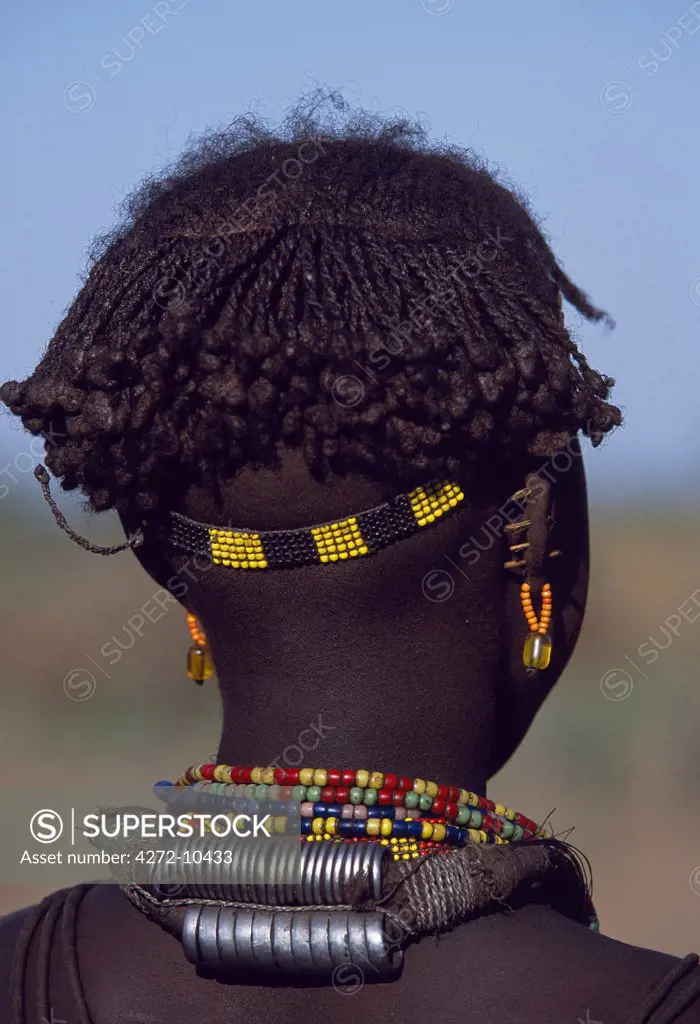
[1,92,621,778]
[1,92,618,519]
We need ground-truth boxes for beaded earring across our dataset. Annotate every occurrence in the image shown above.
[504,474,560,673]
[186,612,214,685]
[519,582,553,670]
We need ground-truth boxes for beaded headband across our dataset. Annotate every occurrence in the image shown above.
[168,479,465,570]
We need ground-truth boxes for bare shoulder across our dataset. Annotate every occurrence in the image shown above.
[0,899,40,1019]
[2,890,699,1024]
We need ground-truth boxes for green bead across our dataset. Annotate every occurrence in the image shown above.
[349,787,364,805]
[523,632,552,670]
[363,788,378,806]
[470,810,483,828]
[455,806,470,826]
[244,784,257,800]
[306,786,321,802]
[267,784,280,801]
[404,791,419,809]
[501,821,515,839]
[419,794,433,812]
[255,784,268,800]
[512,824,524,841]
[292,785,307,801]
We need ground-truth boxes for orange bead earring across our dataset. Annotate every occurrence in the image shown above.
[186,612,214,685]
[520,582,553,670]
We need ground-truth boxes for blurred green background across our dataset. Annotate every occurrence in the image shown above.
[0,481,698,955]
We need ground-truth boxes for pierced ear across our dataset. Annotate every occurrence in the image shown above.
[490,446,590,776]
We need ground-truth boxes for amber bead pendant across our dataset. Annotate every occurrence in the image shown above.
[186,612,215,685]
[520,582,553,670]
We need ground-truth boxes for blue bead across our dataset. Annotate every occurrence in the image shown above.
[154,780,172,787]
[367,805,395,819]
[326,803,342,817]
[300,819,312,836]
[446,825,460,842]
[353,820,367,836]
[392,820,408,838]
[338,820,354,838]
[407,821,423,838]
[313,802,326,816]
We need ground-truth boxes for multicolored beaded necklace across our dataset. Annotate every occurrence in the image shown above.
[156,762,551,862]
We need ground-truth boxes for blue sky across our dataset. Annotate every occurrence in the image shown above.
[1,0,698,506]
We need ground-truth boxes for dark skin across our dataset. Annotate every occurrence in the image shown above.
[1,448,698,1022]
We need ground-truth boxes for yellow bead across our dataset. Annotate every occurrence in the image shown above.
[504,807,516,821]
[369,772,383,789]
[214,765,232,783]
[250,767,263,784]
[413,778,426,795]
[421,821,434,839]
[458,789,470,805]
[261,767,276,785]
[313,769,328,787]
[187,645,214,683]
[312,818,325,835]
[380,818,393,837]
[366,819,381,836]
[432,823,446,841]
[494,803,506,816]
[325,817,337,835]
[355,769,369,788]
[273,816,287,833]
[425,780,438,798]
[523,632,552,669]
[299,768,314,786]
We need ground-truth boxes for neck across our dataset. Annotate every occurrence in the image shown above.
[172,459,520,796]
[202,530,504,794]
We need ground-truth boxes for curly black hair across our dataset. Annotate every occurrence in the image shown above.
[1,91,621,520]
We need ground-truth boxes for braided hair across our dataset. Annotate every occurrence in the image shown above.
[0,93,621,520]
